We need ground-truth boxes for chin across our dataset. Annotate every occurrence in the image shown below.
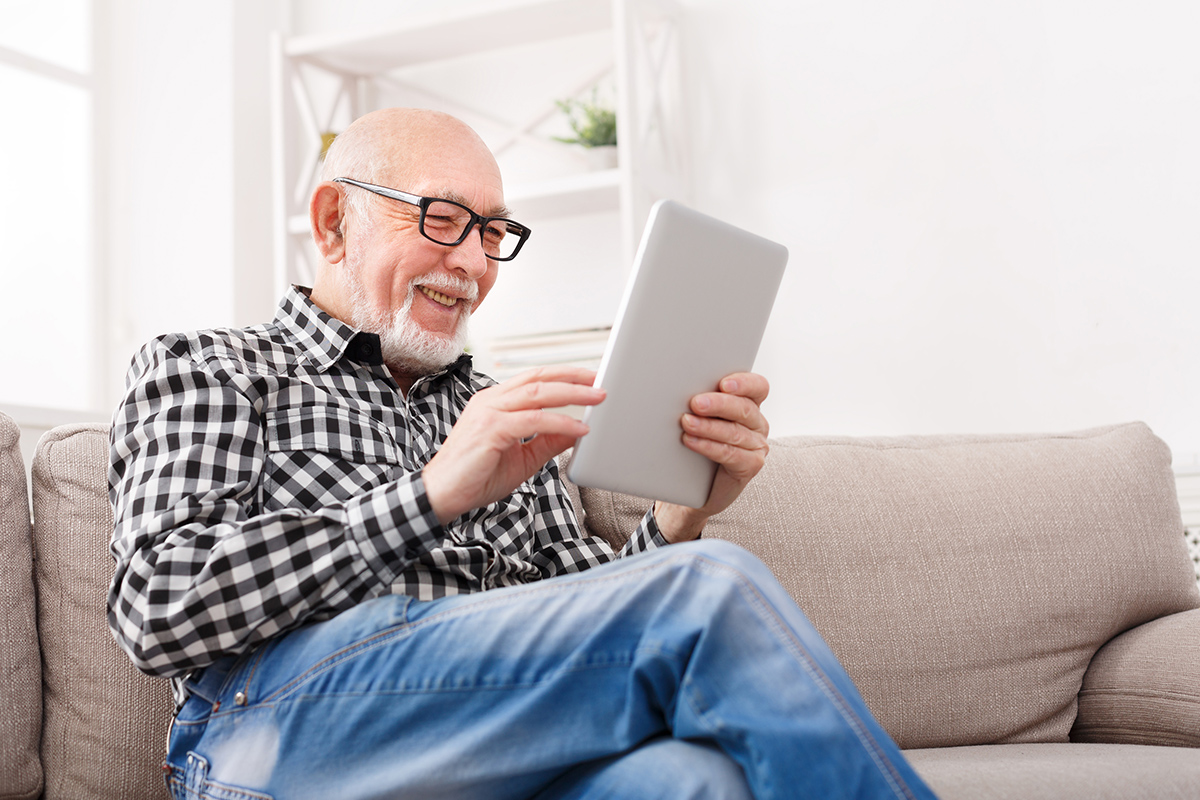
[378,313,470,377]
[347,271,472,377]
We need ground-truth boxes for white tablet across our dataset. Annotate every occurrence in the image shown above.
[566,199,788,508]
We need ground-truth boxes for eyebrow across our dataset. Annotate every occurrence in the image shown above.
[435,188,511,219]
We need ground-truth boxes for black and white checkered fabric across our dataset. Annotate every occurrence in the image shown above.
[108,286,664,702]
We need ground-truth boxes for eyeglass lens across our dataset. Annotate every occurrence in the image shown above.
[422,200,524,260]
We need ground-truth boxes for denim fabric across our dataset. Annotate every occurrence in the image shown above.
[165,540,936,800]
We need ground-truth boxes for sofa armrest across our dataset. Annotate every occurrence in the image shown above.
[0,410,43,800]
[1071,608,1200,748]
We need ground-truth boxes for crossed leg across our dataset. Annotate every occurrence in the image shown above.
[166,540,934,800]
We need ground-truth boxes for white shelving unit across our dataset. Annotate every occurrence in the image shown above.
[505,167,622,219]
[270,0,690,354]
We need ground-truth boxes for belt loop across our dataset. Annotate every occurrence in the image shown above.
[184,751,209,790]
[185,655,238,706]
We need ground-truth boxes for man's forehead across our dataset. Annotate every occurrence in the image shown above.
[429,186,511,219]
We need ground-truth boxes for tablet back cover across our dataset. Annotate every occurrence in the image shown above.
[567,200,788,508]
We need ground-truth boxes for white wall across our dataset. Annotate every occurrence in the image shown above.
[676,0,1200,458]
[103,0,280,410]
[101,0,1200,461]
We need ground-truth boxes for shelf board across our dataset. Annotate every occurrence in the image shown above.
[286,0,612,75]
[286,169,618,234]
[506,168,621,218]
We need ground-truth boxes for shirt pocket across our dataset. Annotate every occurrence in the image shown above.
[262,405,403,512]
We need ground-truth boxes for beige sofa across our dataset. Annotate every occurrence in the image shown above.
[2,409,1198,800]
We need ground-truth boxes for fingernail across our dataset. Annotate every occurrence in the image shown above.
[694,396,710,411]
[723,378,739,392]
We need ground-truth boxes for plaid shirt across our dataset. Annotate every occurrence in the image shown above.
[108,287,665,696]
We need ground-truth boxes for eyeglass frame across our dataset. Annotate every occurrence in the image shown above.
[333,177,532,262]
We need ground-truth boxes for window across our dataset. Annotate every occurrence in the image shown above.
[0,0,97,412]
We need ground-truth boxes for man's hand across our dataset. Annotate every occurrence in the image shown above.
[422,366,604,525]
[654,372,771,543]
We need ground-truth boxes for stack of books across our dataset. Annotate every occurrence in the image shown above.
[474,327,612,384]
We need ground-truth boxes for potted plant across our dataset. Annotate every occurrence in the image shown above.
[554,92,618,169]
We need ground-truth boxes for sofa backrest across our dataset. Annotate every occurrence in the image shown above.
[15,415,1200,791]
[0,410,42,800]
[564,422,1200,750]
[31,424,173,800]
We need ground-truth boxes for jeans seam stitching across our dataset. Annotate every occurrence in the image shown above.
[255,558,673,705]
[700,557,918,800]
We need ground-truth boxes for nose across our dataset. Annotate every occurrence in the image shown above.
[444,223,491,280]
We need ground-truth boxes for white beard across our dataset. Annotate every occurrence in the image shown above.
[347,269,477,378]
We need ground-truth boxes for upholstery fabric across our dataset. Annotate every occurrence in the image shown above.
[566,423,1200,749]
[1072,607,1200,747]
[31,424,173,800]
[0,410,42,800]
[905,742,1200,799]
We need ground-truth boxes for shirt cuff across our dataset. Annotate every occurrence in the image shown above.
[620,506,672,556]
[344,472,443,585]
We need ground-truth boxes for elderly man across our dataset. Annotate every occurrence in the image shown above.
[108,108,935,800]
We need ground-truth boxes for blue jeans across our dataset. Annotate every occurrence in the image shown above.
[165,540,936,800]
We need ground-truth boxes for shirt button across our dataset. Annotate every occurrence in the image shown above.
[234,691,247,706]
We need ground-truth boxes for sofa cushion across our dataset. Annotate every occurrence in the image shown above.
[32,424,173,800]
[566,422,1200,749]
[0,410,42,800]
[1072,607,1200,747]
[905,742,1200,800]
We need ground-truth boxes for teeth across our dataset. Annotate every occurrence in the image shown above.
[419,286,456,307]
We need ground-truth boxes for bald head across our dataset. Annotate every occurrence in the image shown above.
[321,108,500,191]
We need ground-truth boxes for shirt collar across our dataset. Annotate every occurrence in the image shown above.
[275,286,371,372]
[275,286,475,381]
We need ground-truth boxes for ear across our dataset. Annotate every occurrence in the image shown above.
[311,182,347,264]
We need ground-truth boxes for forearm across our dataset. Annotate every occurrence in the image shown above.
[109,472,441,677]
[107,341,442,677]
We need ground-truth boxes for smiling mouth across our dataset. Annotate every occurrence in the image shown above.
[419,285,459,307]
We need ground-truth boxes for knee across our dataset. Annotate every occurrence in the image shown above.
[669,538,771,584]
[591,738,753,800]
[647,739,751,800]
[654,538,801,628]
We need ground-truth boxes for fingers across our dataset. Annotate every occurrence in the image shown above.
[486,366,605,413]
[688,372,770,437]
[681,413,768,473]
[681,413,766,453]
[501,408,591,444]
[502,365,599,389]
[681,429,769,482]
[717,372,769,405]
[679,371,770,485]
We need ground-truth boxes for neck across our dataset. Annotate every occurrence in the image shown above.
[392,369,417,397]
[309,283,351,327]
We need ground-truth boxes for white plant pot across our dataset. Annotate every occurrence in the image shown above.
[584,145,618,170]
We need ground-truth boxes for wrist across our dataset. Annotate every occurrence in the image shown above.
[653,501,708,543]
[420,464,461,526]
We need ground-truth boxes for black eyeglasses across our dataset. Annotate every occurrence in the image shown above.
[334,177,532,262]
